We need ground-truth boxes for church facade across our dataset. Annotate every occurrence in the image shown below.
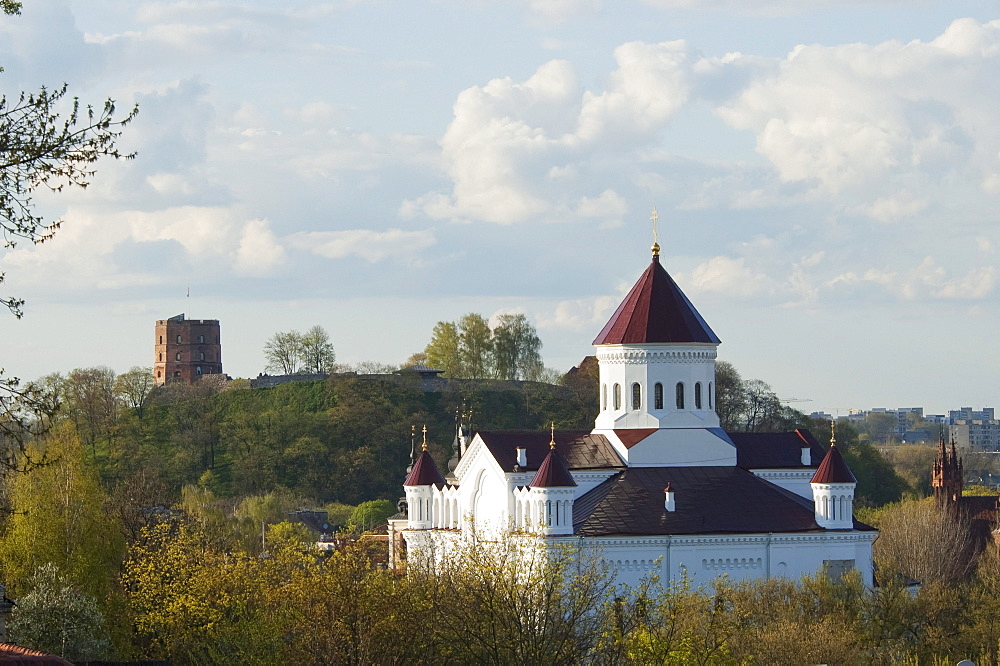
[397,243,876,588]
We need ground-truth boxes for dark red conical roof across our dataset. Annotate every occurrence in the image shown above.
[404,449,446,487]
[810,445,857,484]
[593,255,720,345]
[529,447,577,488]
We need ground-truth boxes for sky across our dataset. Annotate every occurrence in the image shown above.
[1,0,999,417]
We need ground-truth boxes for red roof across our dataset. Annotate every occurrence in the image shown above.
[0,644,72,665]
[810,445,857,484]
[593,255,720,345]
[529,447,577,488]
[403,450,446,487]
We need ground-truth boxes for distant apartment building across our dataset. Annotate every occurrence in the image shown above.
[949,407,995,424]
[951,419,1000,451]
[154,314,223,385]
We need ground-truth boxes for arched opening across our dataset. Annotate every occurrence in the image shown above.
[613,384,621,410]
[675,382,685,409]
[196,366,203,375]
[176,334,182,344]
[709,382,713,409]
[602,384,607,411]
[631,383,641,410]
[654,382,664,410]
[175,352,181,361]
[198,334,205,343]
[695,382,702,409]
[199,351,205,361]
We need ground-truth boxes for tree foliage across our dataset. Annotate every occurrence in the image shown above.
[424,312,544,380]
[263,325,335,375]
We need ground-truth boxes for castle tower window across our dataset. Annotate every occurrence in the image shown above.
[159,336,162,344]
[654,383,663,410]
[613,384,622,410]
[176,335,182,344]
[198,335,205,343]
[632,383,641,410]
[158,353,162,362]
[676,382,685,409]
[196,366,203,375]
[199,351,205,361]
[695,382,702,409]
[175,352,181,361]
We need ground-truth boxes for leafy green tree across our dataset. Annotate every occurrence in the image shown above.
[425,320,462,376]
[458,313,494,379]
[263,330,303,374]
[348,499,395,530]
[63,366,119,455]
[114,366,154,420]
[492,312,543,380]
[8,563,110,662]
[299,325,336,374]
[0,422,124,605]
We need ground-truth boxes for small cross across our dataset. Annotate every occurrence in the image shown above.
[651,207,659,245]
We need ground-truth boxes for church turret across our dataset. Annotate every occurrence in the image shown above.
[810,424,857,530]
[527,426,576,535]
[932,436,963,507]
[404,426,445,530]
[593,220,721,432]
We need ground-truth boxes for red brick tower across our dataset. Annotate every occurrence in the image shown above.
[154,314,223,385]
[932,436,963,507]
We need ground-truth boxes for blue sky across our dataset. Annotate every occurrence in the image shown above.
[1,0,999,416]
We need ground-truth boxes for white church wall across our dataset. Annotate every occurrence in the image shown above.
[751,469,815,499]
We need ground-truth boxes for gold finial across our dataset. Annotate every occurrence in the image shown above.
[829,420,836,447]
[550,422,556,449]
[422,424,428,451]
[650,207,660,257]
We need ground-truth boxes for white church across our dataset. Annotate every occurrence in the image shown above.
[396,240,876,589]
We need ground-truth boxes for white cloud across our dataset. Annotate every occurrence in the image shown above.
[407,43,695,225]
[574,189,628,225]
[234,219,287,276]
[538,296,620,331]
[828,258,997,301]
[287,228,436,263]
[856,192,928,223]
[717,19,1000,200]
[687,255,774,298]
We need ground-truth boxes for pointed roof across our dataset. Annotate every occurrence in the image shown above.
[810,445,857,484]
[403,449,446,487]
[593,254,720,345]
[529,446,577,488]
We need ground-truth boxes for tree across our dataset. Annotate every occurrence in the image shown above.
[873,498,976,585]
[458,313,493,379]
[63,366,119,455]
[263,330,303,374]
[492,313,543,381]
[0,5,137,317]
[348,499,395,531]
[425,320,461,376]
[114,366,154,420]
[299,325,335,374]
[8,563,110,662]
[714,361,746,432]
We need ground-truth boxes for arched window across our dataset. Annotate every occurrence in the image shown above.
[654,383,663,410]
[709,382,713,409]
[198,334,205,343]
[175,352,181,361]
[158,336,162,344]
[199,351,206,361]
[676,382,685,409]
[176,335,182,344]
[158,353,162,362]
[196,366,203,375]
[613,384,622,410]
[695,382,702,409]
[602,384,608,411]
[156,370,161,379]
[632,383,641,410]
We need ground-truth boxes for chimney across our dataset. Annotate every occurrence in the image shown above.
[801,445,811,466]
[664,483,676,512]
[516,447,527,469]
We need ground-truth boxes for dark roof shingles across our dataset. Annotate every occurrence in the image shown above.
[731,429,825,469]
[479,430,625,473]
[573,466,862,536]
